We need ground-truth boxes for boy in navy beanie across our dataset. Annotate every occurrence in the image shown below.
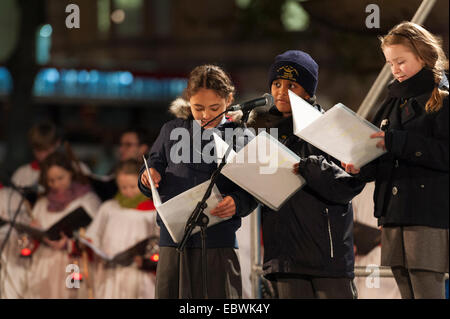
[254,49,361,299]
[269,50,318,96]
[268,50,319,117]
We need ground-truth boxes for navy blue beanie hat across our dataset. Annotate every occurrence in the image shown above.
[268,50,319,97]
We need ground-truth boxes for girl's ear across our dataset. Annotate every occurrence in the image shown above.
[226,93,234,107]
[419,57,426,68]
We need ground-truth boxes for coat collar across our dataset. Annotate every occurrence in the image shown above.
[168,97,244,123]
[388,68,435,99]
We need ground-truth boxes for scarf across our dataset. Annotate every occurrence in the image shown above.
[47,182,91,212]
[114,192,151,210]
[388,68,435,99]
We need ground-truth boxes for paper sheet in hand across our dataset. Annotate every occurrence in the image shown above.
[12,207,92,241]
[78,236,152,266]
[289,90,386,168]
[214,131,306,211]
[143,158,226,243]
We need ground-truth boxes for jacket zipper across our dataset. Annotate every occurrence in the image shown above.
[325,208,334,259]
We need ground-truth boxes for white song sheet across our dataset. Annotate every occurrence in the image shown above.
[289,90,386,168]
[143,157,226,243]
[213,131,306,211]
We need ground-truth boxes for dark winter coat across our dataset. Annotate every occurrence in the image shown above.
[138,98,258,248]
[358,68,449,229]
[249,105,365,279]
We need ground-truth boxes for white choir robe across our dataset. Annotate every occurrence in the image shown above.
[85,200,159,299]
[24,192,101,299]
[0,187,33,298]
[11,163,41,188]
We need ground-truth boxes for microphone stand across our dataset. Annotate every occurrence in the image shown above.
[0,186,27,299]
[176,153,230,299]
[240,108,252,125]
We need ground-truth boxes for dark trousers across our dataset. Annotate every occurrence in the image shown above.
[155,246,242,299]
[272,274,357,299]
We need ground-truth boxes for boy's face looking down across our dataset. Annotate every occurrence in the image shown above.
[271,78,311,118]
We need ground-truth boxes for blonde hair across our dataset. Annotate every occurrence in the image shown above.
[379,22,449,113]
[115,159,141,177]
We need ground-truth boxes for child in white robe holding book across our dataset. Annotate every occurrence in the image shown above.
[86,159,158,299]
[24,151,101,299]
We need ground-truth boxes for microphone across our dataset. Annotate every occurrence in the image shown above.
[7,182,39,195]
[1,180,40,204]
[227,93,274,112]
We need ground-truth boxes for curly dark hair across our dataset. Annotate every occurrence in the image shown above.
[183,64,235,101]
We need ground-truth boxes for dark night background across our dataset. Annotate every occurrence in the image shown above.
[0,0,448,178]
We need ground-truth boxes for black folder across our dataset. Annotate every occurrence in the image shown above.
[11,207,92,241]
[78,236,156,267]
[353,221,382,256]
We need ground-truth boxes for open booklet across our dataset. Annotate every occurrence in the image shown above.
[143,157,227,244]
[77,235,156,266]
[213,131,306,211]
[289,90,386,168]
[7,207,92,241]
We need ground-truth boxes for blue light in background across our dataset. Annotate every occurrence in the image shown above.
[39,24,53,37]
[31,67,187,102]
[36,24,52,65]
[0,67,13,95]
[119,71,133,86]
[78,70,90,84]
[45,68,60,83]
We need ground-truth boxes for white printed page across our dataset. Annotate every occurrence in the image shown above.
[289,90,323,134]
[290,94,387,168]
[213,132,237,166]
[155,181,224,243]
[143,156,162,207]
[143,156,226,243]
[217,131,305,211]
